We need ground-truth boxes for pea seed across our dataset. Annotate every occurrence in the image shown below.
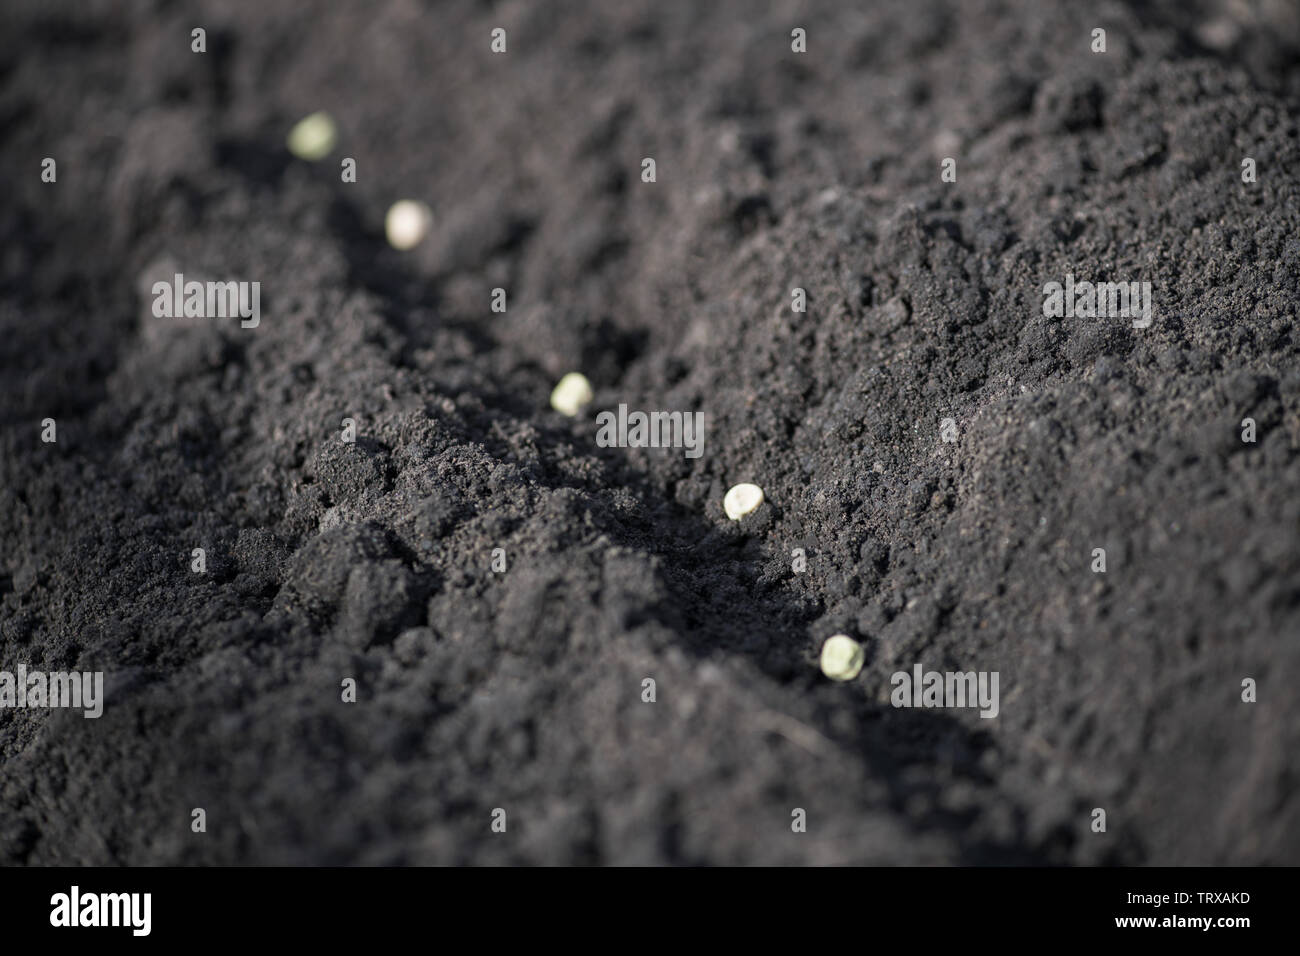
[286,111,337,161]
[723,482,764,520]
[819,634,864,681]
[550,372,594,417]
[385,200,433,251]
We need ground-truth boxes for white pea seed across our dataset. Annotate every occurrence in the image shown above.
[550,372,594,417]
[286,111,337,161]
[723,482,764,520]
[819,634,864,681]
[385,200,433,251]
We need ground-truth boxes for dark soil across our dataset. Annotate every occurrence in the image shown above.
[2,0,1298,865]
